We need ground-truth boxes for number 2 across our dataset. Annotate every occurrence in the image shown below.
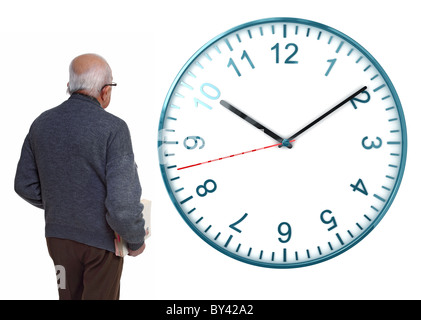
[284,43,299,64]
[351,90,371,109]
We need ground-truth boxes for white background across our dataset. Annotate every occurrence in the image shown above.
[0,0,419,300]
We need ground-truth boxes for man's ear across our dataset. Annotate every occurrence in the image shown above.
[99,86,112,109]
[100,86,110,100]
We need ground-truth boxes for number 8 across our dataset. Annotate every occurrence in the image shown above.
[196,179,217,197]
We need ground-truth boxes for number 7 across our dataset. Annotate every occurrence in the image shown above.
[229,213,248,233]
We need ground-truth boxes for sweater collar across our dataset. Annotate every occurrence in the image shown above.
[70,93,102,108]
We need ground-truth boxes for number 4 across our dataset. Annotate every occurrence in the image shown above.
[350,178,368,196]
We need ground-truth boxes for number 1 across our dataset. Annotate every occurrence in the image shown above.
[325,58,337,76]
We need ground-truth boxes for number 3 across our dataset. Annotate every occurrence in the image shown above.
[362,136,382,149]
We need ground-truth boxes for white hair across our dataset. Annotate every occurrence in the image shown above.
[67,54,112,97]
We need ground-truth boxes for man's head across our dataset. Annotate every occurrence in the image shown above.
[67,54,114,108]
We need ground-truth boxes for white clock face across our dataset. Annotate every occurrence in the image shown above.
[158,18,407,268]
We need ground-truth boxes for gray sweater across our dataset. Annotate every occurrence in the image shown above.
[14,93,145,252]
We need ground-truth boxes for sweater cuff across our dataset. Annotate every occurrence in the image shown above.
[128,240,144,251]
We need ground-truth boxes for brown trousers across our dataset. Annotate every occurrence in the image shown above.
[46,237,123,300]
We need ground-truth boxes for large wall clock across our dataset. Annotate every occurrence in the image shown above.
[158,17,407,268]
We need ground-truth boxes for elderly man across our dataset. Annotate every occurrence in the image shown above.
[14,53,146,300]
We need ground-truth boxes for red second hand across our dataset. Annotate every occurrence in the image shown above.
[177,140,295,170]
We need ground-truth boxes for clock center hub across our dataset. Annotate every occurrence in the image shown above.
[282,139,292,148]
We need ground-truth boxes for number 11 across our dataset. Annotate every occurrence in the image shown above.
[227,50,255,77]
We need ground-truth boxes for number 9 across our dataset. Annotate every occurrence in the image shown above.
[183,136,205,150]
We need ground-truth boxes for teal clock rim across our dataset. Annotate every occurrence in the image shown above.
[158,17,408,268]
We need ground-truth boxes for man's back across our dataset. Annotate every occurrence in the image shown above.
[15,93,145,252]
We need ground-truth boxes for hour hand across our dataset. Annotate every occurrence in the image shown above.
[220,100,291,148]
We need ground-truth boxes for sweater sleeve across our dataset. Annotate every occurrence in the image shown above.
[14,134,44,209]
[104,122,145,251]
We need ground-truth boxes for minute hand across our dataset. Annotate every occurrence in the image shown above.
[287,86,367,141]
[220,100,290,147]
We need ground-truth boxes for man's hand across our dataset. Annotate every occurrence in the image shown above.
[128,242,146,257]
